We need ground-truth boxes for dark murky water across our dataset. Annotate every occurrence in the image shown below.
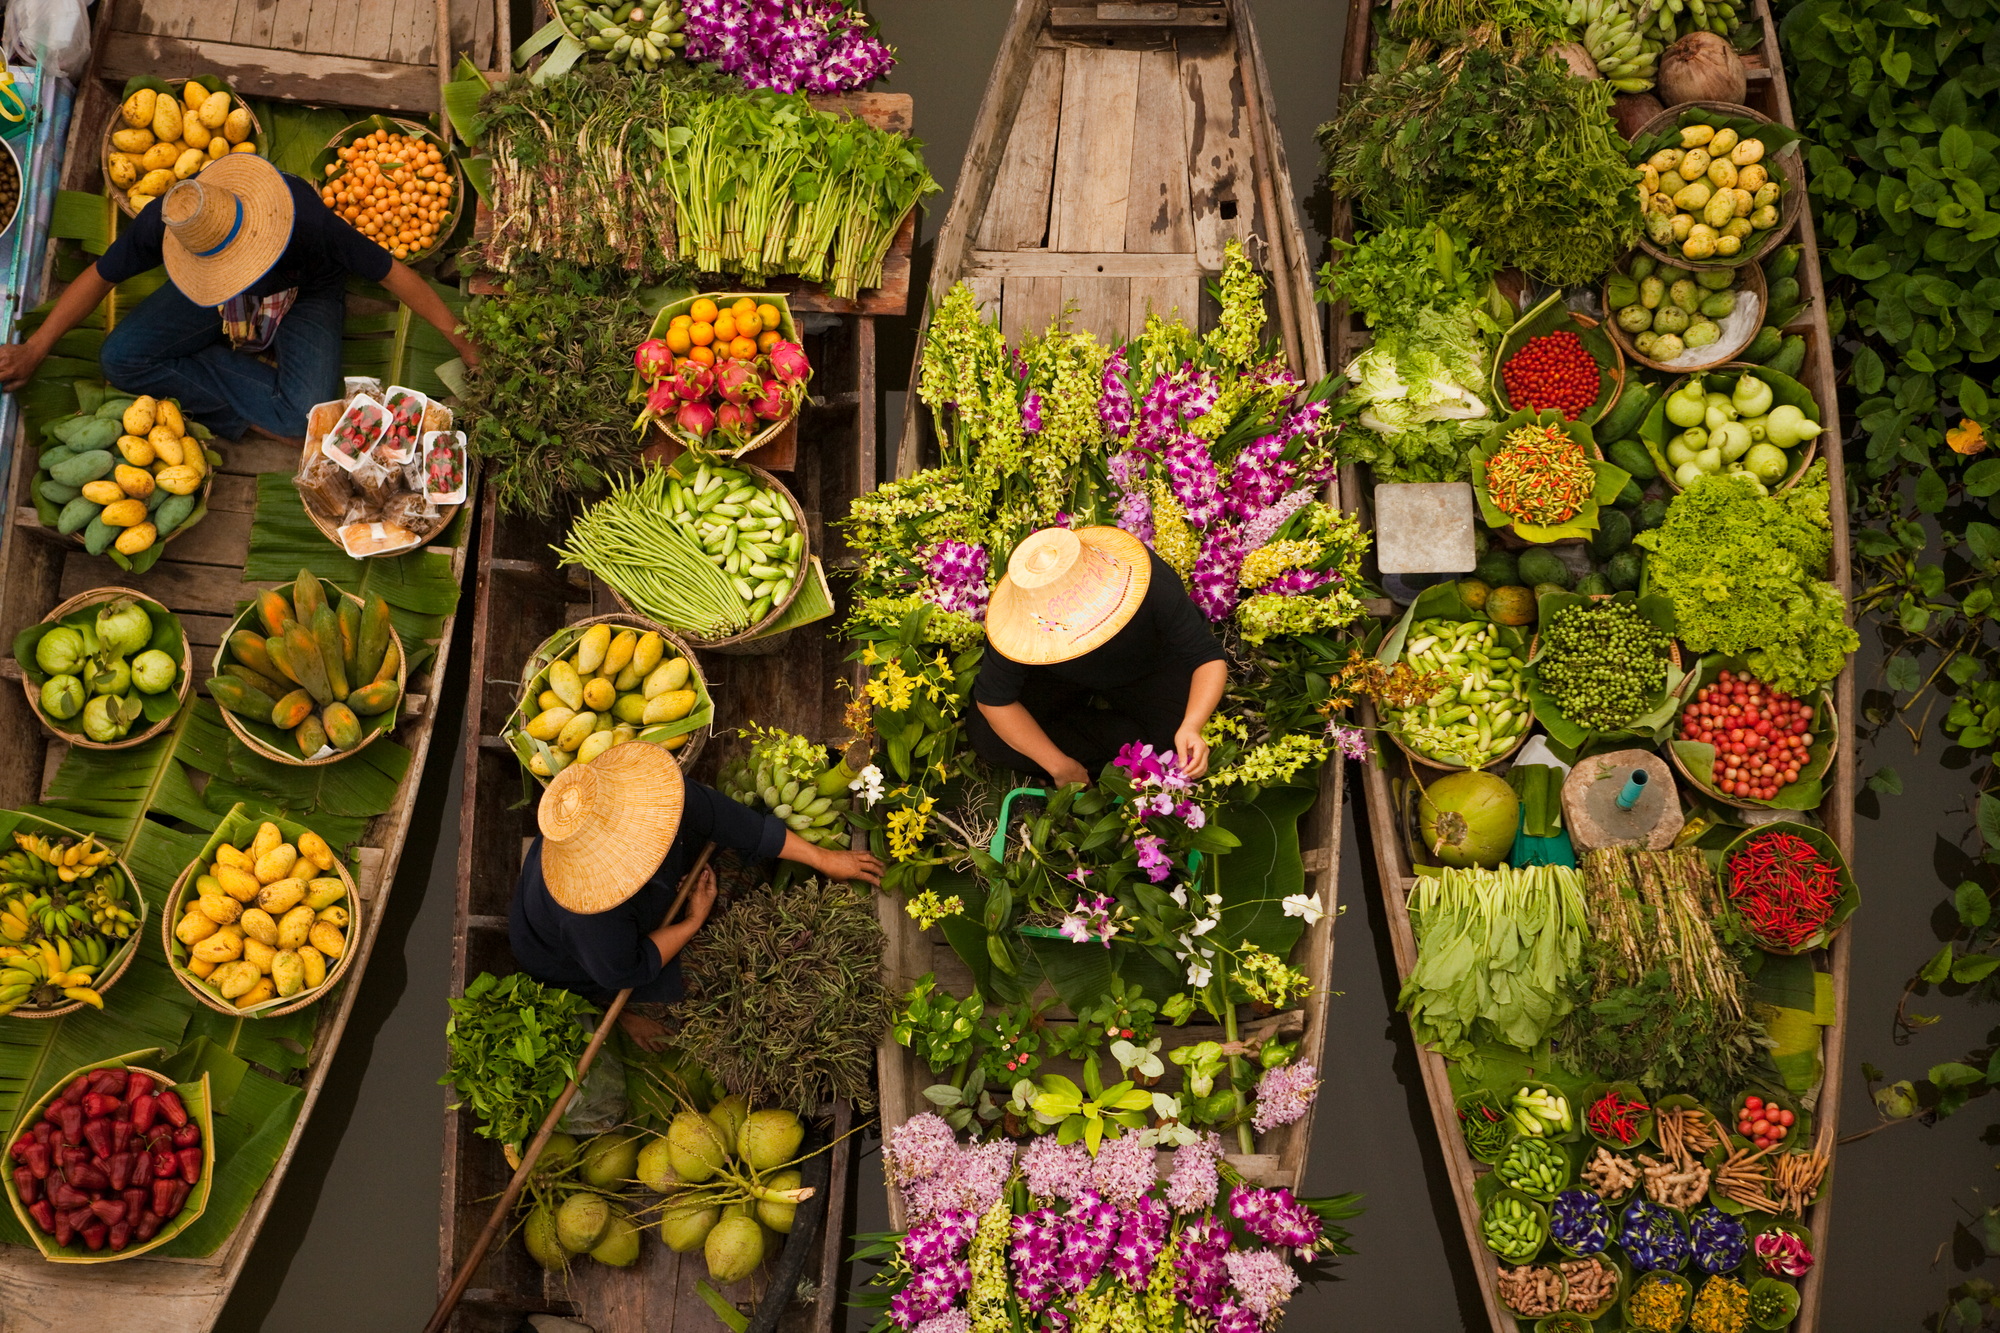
[216,3,1993,1327]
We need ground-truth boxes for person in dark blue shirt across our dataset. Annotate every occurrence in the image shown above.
[510,740,881,1050]
[0,153,478,439]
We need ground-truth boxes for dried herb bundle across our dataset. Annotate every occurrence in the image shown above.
[678,877,891,1113]
[1556,847,1765,1101]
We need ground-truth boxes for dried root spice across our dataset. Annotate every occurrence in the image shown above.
[1560,1257,1619,1312]
[1639,1151,1712,1208]
[1581,1145,1639,1198]
[1498,1263,1567,1317]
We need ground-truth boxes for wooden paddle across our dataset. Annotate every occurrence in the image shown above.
[424,841,717,1333]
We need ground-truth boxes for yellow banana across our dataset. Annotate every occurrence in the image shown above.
[55,937,72,972]
[61,987,103,1009]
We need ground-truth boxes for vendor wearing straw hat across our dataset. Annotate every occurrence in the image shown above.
[511,741,882,1049]
[0,154,479,439]
[970,525,1228,787]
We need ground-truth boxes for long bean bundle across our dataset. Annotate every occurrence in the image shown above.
[556,467,750,636]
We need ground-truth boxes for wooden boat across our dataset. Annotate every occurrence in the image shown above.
[1332,2,1856,1328]
[436,261,901,1331]
[875,0,1343,1219]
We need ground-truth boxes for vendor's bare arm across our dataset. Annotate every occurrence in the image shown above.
[380,260,482,369]
[978,700,1088,787]
[781,830,883,885]
[0,265,112,390]
[1176,659,1228,779]
[645,864,717,967]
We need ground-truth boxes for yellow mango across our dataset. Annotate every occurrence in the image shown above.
[256,878,305,915]
[582,677,616,711]
[114,463,155,498]
[643,657,689,698]
[547,660,584,710]
[612,693,648,725]
[242,936,277,974]
[556,711,598,753]
[175,910,219,946]
[140,142,178,172]
[137,167,176,197]
[525,706,575,742]
[232,142,256,154]
[81,479,126,506]
[99,497,148,528]
[214,843,251,870]
[223,106,252,144]
[644,689,696,725]
[574,624,612,674]
[153,96,182,143]
[298,830,335,871]
[278,905,316,951]
[192,932,243,964]
[182,119,211,152]
[239,907,280,948]
[198,89,230,129]
[207,137,227,161]
[180,440,205,478]
[309,918,347,959]
[304,877,347,911]
[254,843,299,884]
[173,148,205,180]
[114,522,156,556]
[603,629,638,676]
[153,465,202,496]
[181,81,207,112]
[215,961,261,999]
[216,923,244,946]
[196,891,241,926]
[576,730,617,765]
[156,399,184,436]
[233,977,275,1009]
[315,904,349,930]
[107,154,140,189]
[120,88,156,130]
[537,689,562,712]
[125,190,157,212]
[115,433,155,466]
[272,949,304,997]
[250,821,282,860]
[188,956,217,979]
[109,126,154,154]
[631,631,664,677]
[298,945,326,989]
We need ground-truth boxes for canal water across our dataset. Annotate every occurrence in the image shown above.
[217,3,1994,1328]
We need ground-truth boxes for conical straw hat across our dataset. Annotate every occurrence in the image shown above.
[159,154,295,307]
[985,526,1151,666]
[538,741,686,913]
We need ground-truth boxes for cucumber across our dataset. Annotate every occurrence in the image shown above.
[1607,437,1659,482]
[1595,382,1657,443]
[1739,326,1784,365]
[1764,334,1807,379]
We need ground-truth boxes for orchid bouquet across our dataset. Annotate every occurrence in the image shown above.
[859,1114,1360,1333]
[680,0,896,93]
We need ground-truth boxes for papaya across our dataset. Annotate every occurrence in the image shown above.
[225,662,291,701]
[313,604,348,700]
[322,702,362,751]
[153,492,196,537]
[293,569,325,623]
[57,497,99,535]
[281,621,333,704]
[49,449,115,488]
[345,680,400,716]
[337,597,361,685]
[256,590,294,638]
[83,516,118,556]
[294,715,328,758]
[374,639,401,685]
[208,675,277,719]
[265,632,300,687]
[354,595,393,684]
[271,688,316,730]
[229,630,279,681]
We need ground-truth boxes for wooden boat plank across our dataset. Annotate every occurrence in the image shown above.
[1128,275,1202,333]
[1049,46,1144,253]
[1125,46,1195,254]
[999,275,1065,344]
[976,45,1066,252]
[968,249,1206,278]
[1059,276,1134,342]
[1051,3,1229,28]
[1176,30,1258,273]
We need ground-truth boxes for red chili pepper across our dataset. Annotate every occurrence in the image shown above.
[1726,831,1842,950]
[1586,1090,1650,1144]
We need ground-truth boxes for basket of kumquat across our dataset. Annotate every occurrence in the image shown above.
[630,292,811,459]
[311,117,463,264]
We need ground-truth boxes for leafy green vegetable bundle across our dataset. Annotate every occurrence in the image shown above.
[441,971,599,1148]
[1318,34,1641,286]
[1400,863,1587,1058]
[1633,463,1859,695]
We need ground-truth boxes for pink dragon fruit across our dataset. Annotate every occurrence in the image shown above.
[634,338,674,380]
[675,400,716,440]
[644,378,679,417]
[714,359,761,406]
[715,401,756,439]
[673,360,716,402]
[750,379,788,422]
[766,340,810,386]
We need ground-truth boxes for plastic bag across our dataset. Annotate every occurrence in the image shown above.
[4,0,89,79]
[555,1018,627,1136]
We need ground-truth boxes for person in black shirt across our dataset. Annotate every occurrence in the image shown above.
[512,741,882,1051]
[970,525,1228,786]
[0,154,478,439]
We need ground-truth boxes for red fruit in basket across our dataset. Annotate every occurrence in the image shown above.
[644,378,679,417]
[123,1187,146,1220]
[48,1180,87,1210]
[767,340,809,385]
[82,1093,122,1120]
[152,1149,178,1184]
[164,1181,190,1219]
[673,359,715,402]
[178,1147,202,1185]
[157,1090,187,1129]
[59,1076,90,1105]
[675,400,716,440]
[634,337,674,380]
[134,1209,161,1242]
[83,1119,113,1160]
[1744,1095,1763,1111]
[107,1151,133,1191]
[52,1210,73,1248]
[130,1091,157,1133]
[131,1146,152,1188]
[1779,1108,1795,1125]
[124,1071,154,1102]
[81,1222,106,1251]
[13,1167,38,1204]
[173,1123,201,1149]
[109,1219,131,1252]
[715,359,761,406]
[27,1199,55,1235]
[69,1161,109,1192]
[750,379,787,421]
[151,1178,178,1218]
[111,1118,132,1154]
[9,1134,29,1163]
[714,401,755,439]
[90,1070,124,1097]
[22,1141,49,1180]
[90,1198,125,1227]
[55,1102,83,1145]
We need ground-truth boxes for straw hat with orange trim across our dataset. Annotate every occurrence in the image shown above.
[537,741,686,914]
[985,526,1152,666]
[158,155,296,307]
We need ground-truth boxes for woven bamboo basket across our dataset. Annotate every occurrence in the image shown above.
[504,613,711,786]
[309,116,467,266]
[102,78,263,219]
[1,811,148,1020]
[17,587,192,751]
[296,396,464,559]
[1600,255,1767,374]
[1631,100,1805,271]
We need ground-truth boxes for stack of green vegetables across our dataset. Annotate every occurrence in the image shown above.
[1400,864,1588,1058]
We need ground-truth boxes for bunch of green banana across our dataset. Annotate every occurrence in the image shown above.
[0,847,56,888]
[1510,1084,1574,1137]
[0,937,105,1015]
[1560,0,1663,91]
[1637,0,1742,40]
[719,751,855,852]
[83,882,138,940]
[556,0,686,72]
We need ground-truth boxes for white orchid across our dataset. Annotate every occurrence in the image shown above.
[1282,891,1326,925]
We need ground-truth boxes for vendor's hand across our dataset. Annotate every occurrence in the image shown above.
[0,340,48,392]
[617,1009,669,1054]
[683,866,718,926]
[453,334,483,371]
[1048,756,1090,788]
[816,847,884,886]
[1174,725,1211,780]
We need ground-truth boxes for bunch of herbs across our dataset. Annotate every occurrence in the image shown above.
[1400,863,1588,1057]
[439,971,599,1149]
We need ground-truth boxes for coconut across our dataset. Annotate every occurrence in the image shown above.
[708,1094,750,1147]
[636,1135,684,1193]
[589,1207,643,1267]
[1658,31,1747,106]
[659,1202,721,1253]
[523,1203,569,1271]
[1417,771,1520,867]
[555,1191,611,1253]
[581,1131,640,1188]
[757,1169,803,1234]
[705,1214,767,1285]
[538,1132,580,1177]
[737,1108,804,1172]
[668,1110,729,1183]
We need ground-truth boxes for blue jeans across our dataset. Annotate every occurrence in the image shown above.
[99,283,345,440]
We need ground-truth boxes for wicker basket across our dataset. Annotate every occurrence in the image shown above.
[0,811,148,1020]
[1631,101,1805,270]
[1600,255,1767,374]
[296,397,464,559]
[1666,684,1837,813]
[632,292,808,459]
[160,806,362,1018]
[605,457,813,649]
[1490,305,1627,429]
[1650,362,1820,495]
[16,587,192,751]
[504,613,711,786]
[101,78,264,219]
[208,588,408,767]
[308,116,466,266]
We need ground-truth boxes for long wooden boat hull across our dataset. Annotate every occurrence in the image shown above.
[875,0,1341,1223]
[436,314,883,1333]
[1334,2,1855,1328]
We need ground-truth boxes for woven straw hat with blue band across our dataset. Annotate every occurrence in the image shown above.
[159,153,296,308]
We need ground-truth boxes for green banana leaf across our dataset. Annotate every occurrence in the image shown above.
[1213,781,1319,963]
[1522,590,1692,750]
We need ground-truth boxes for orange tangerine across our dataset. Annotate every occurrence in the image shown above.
[689,298,719,323]
[670,313,692,329]
[689,321,715,347]
[758,330,781,352]
[731,298,759,320]
[688,345,715,366]
[728,336,758,360]
[756,303,781,331]
[713,313,739,342]
[665,327,692,354]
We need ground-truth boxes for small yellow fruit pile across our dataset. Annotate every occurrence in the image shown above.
[173,822,350,1011]
[318,128,455,261]
[514,624,699,780]
[109,82,257,212]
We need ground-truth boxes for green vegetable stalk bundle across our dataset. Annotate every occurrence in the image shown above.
[1318,33,1642,285]
[441,971,599,1148]
[1400,863,1587,1057]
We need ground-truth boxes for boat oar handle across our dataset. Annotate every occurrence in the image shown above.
[422,841,718,1333]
